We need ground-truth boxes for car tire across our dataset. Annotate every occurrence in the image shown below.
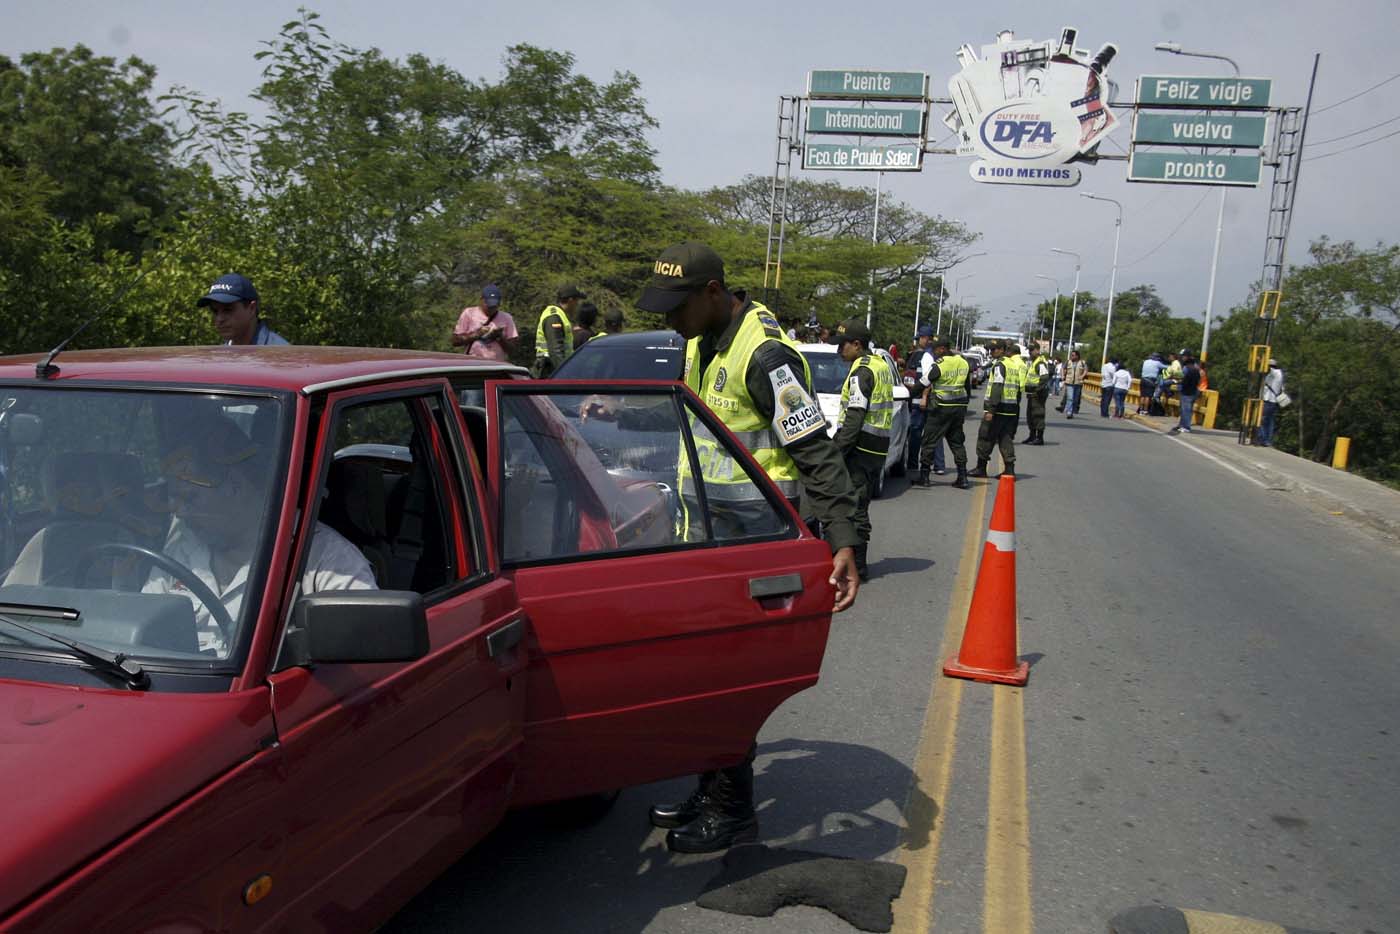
[890,454,906,477]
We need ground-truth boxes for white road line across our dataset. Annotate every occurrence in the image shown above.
[1129,420,1270,490]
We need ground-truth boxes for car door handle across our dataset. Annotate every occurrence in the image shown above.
[748,573,804,600]
[486,618,525,659]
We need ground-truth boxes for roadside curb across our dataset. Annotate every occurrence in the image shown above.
[1109,904,1329,934]
[1129,415,1400,543]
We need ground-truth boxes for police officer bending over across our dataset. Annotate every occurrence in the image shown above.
[831,318,894,581]
[636,241,861,854]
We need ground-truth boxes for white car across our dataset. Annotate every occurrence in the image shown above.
[797,343,910,498]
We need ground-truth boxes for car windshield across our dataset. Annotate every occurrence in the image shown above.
[0,387,285,668]
[554,336,684,380]
[801,351,848,395]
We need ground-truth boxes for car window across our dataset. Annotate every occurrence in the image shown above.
[0,388,285,665]
[801,351,847,395]
[315,396,455,594]
[495,388,790,564]
[553,338,685,380]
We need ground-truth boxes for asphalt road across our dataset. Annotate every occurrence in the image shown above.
[385,403,1400,934]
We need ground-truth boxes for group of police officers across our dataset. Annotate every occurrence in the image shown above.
[627,241,1055,855]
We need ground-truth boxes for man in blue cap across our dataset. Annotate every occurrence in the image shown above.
[196,274,288,346]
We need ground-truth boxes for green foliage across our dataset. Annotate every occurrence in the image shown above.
[0,45,189,256]
[1208,239,1400,484]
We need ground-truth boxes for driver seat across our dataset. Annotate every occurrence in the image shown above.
[4,453,166,587]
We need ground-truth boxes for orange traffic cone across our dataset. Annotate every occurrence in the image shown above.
[943,474,1029,686]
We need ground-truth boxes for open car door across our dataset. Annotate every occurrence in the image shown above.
[484,379,834,806]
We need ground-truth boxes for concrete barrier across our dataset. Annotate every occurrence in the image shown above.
[1083,372,1218,428]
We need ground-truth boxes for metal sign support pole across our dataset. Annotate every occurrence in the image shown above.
[1239,54,1318,445]
[763,96,802,310]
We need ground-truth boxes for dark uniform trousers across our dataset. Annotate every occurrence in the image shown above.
[920,405,968,470]
[976,414,1018,473]
[1027,388,1050,437]
[844,452,882,545]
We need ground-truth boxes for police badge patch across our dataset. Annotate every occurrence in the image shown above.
[714,367,727,392]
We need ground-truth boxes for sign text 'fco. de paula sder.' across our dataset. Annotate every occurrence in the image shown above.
[802,143,922,171]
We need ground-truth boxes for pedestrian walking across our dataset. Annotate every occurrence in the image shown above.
[451,284,519,361]
[1050,357,1064,395]
[970,341,1021,478]
[832,318,896,580]
[1059,350,1087,417]
[1169,354,1201,434]
[533,285,585,377]
[914,334,972,489]
[1111,361,1132,417]
[1023,345,1051,444]
[1099,357,1117,417]
[1257,359,1287,446]
[1137,352,1164,414]
[197,273,289,346]
[635,241,860,854]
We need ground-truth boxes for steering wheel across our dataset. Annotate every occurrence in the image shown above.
[76,541,237,641]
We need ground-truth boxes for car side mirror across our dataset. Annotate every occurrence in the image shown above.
[288,590,429,666]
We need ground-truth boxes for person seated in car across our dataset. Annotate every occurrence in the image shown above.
[143,420,376,656]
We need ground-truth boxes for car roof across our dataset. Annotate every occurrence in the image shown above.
[0,346,528,394]
[581,330,685,350]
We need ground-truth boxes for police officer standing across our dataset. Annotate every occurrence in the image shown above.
[1023,344,1052,445]
[832,317,895,581]
[637,242,860,854]
[904,325,935,473]
[533,285,585,377]
[970,341,1022,478]
[914,334,972,489]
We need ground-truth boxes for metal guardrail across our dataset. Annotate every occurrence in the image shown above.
[1081,373,1219,428]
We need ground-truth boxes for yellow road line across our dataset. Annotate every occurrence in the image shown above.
[984,684,1032,933]
[892,479,989,933]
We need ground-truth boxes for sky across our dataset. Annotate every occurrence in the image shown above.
[8,0,1400,336]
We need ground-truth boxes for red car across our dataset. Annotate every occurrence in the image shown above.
[0,347,834,932]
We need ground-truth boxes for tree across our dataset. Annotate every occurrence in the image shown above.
[1207,239,1400,482]
[0,45,189,256]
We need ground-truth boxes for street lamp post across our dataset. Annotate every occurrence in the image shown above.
[913,269,925,335]
[1080,194,1123,369]
[1051,248,1082,354]
[944,273,974,336]
[1035,273,1061,353]
[1155,43,1239,361]
[866,172,882,329]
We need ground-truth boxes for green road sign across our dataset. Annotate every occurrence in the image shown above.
[807,105,923,137]
[1128,151,1262,187]
[808,70,926,101]
[1133,112,1267,147]
[1136,75,1272,109]
[803,142,923,171]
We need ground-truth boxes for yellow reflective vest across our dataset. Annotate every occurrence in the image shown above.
[932,353,970,407]
[534,304,573,363]
[840,355,895,457]
[1001,355,1027,407]
[680,301,814,505]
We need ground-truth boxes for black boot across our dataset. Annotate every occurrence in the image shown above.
[649,771,716,829]
[913,468,932,487]
[855,544,869,582]
[968,461,989,478]
[666,759,758,853]
[952,468,971,490]
[1021,434,1035,444]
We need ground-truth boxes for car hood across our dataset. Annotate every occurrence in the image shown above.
[0,678,273,918]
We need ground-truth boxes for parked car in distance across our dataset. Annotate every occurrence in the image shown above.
[0,346,835,933]
[796,343,910,497]
[550,329,685,381]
